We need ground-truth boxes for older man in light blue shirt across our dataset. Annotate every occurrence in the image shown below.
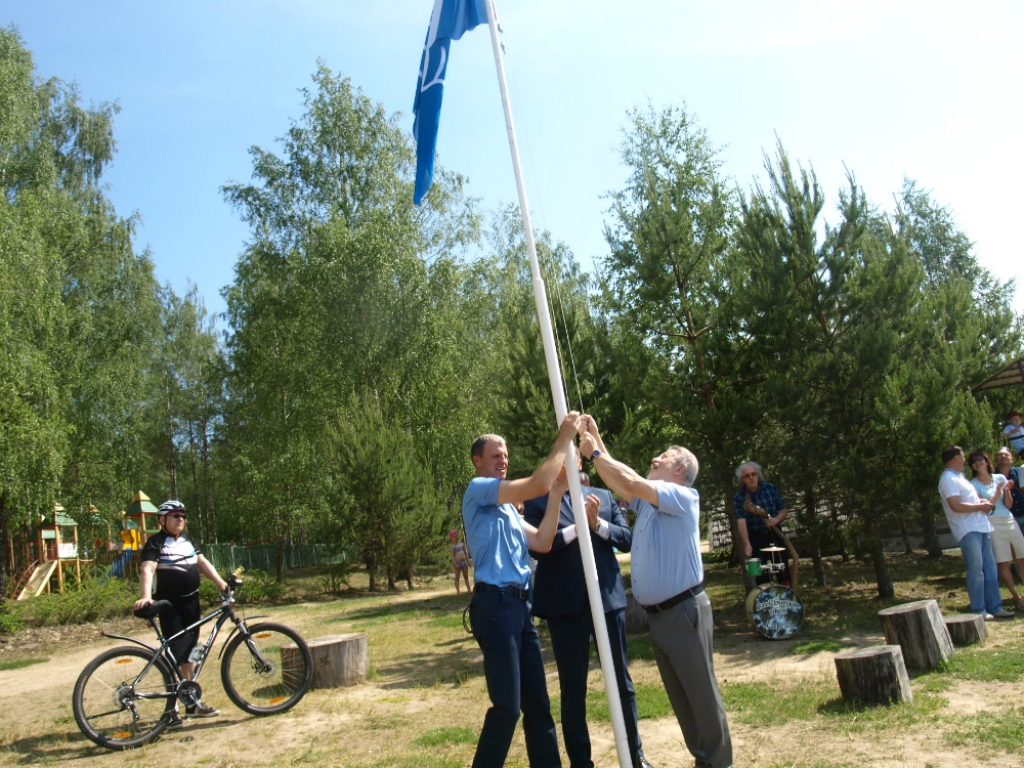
[579,416,732,768]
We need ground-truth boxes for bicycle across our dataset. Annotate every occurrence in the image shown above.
[72,572,314,750]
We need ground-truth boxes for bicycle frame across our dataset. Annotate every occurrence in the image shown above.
[101,594,267,703]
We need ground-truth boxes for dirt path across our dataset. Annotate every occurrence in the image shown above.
[1,589,1021,768]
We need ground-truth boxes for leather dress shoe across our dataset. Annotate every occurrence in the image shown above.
[634,755,656,768]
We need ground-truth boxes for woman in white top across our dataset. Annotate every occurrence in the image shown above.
[969,450,1024,610]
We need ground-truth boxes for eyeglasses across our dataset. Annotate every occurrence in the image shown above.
[169,513,187,520]
[970,457,987,465]
[741,472,758,479]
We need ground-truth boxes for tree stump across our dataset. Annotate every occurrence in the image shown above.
[877,599,954,671]
[283,632,368,689]
[943,613,987,647]
[624,591,649,634]
[834,645,913,706]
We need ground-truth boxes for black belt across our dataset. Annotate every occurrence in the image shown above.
[474,582,529,600]
[642,583,705,615]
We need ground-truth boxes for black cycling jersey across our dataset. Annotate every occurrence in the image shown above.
[140,530,201,601]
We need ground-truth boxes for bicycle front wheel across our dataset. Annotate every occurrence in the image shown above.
[221,622,313,715]
[73,646,176,750]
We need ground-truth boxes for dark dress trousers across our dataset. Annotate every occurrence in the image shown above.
[524,488,643,768]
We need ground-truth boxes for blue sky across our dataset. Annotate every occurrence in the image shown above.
[5,1,1023,318]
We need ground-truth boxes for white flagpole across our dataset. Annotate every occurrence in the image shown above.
[483,3,631,767]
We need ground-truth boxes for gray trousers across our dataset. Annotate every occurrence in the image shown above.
[648,591,732,768]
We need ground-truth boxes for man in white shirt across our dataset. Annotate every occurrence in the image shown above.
[938,445,1013,619]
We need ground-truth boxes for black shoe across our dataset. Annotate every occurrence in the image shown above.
[185,701,220,718]
[633,755,655,768]
[165,712,183,730]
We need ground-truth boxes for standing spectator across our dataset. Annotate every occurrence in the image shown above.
[994,447,1024,532]
[969,450,1024,609]
[733,462,790,584]
[1004,410,1024,458]
[449,529,471,596]
[938,446,1014,619]
[579,416,732,768]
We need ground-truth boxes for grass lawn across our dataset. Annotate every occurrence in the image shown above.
[0,550,1021,767]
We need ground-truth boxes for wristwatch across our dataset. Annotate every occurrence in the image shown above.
[589,449,602,462]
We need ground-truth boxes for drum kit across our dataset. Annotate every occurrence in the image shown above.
[744,546,804,640]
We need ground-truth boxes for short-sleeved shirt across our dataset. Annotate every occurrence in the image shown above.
[1003,423,1024,454]
[630,481,703,606]
[733,481,787,536]
[461,476,531,589]
[971,474,1011,517]
[938,469,993,542]
[140,530,201,601]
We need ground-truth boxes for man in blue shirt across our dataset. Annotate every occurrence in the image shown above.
[579,416,732,768]
[733,461,791,584]
[462,411,582,768]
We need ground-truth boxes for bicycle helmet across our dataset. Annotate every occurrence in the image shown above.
[157,499,187,516]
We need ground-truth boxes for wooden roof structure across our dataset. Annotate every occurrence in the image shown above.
[972,356,1024,393]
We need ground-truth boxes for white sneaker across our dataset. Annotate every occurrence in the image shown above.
[984,613,996,621]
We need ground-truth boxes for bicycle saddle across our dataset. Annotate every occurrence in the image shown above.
[133,600,172,620]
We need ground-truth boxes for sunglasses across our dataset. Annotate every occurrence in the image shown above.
[168,513,187,520]
[970,457,987,465]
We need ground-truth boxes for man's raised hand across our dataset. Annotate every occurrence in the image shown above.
[559,411,583,442]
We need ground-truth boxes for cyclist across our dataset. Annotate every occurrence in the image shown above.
[133,499,228,727]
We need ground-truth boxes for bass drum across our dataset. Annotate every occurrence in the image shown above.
[745,584,804,640]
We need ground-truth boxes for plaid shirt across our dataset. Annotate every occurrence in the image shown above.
[733,481,787,536]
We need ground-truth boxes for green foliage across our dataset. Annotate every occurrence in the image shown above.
[8,577,135,626]
[0,605,25,634]
[234,569,286,604]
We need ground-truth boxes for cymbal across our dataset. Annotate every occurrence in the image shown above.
[759,546,786,552]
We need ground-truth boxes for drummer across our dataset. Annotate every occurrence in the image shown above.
[734,461,791,584]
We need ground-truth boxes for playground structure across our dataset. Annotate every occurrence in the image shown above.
[8,505,82,600]
[5,491,161,601]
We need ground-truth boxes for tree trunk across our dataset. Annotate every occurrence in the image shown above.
[201,410,217,543]
[725,480,743,566]
[834,645,913,706]
[187,418,203,542]
[386,562,396,591]
[898,517,913,555]
[920,501,942,559]
[866,521,894,599]
[0,495,8,604]
[165,377,178,498]
[877,599,954,671]
[276,535,286,583]
[804,489,827,587]
[367,551,377,591]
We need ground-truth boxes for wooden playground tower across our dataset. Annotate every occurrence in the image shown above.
[8,491,161,600]
[13,504,82,599]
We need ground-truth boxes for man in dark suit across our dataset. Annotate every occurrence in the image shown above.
[524,471,651,768]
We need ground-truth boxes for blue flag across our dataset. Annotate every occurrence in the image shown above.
[413,0,488,205]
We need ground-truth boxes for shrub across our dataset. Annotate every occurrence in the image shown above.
[0,605,25,635]
[235,569,285,605]
[9,577,136,627]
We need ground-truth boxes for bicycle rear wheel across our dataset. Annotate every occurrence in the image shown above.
[221,622,312,715]
[72,646,176,750]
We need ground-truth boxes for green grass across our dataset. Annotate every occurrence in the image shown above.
[944,706,1024,753]
[0,657,48,672]
[789,639,850,655]
[552,681,673,723]
[413,726,478,747]
[721,673,948,730]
